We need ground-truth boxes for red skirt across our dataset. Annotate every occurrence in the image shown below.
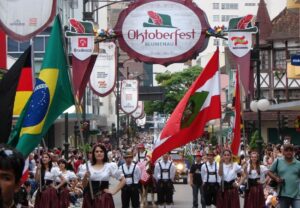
[82,191,115,208]
[216,187,240,208]
[59,187,70,208]
[244,184,265,208]
[34,187,60,208]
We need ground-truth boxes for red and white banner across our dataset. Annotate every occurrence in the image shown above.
[0,0,56,41]
[120,79,139,114]
[90,42,117,97]
[132,101,144,119]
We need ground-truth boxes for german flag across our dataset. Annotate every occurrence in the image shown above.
[0,46,32,143]
[13,64,34,116]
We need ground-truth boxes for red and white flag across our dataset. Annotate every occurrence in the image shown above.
[231,69,241,155]
[151,49,221,163]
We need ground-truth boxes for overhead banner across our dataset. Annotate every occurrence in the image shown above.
[121,79,139,114]
[132,101,144,119]
[0,0,56,41]
[225,15,257,94]
[65,19,94,60]
[90,42,117,97]
[114,0,210,66]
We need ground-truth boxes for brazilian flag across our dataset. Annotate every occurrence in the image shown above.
[8,16,74,157]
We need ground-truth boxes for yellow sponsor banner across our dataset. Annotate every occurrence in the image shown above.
[287,62,300,79]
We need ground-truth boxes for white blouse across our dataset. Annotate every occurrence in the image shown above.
[222,163,242,182]
[87,162,123,181]
[55,170,75,182]
[44,166,61,181]
[247,164,269,182]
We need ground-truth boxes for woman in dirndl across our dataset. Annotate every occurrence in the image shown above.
[217,149,244,208]
[244,150,269,208]
[56,159,75,208]
[82,144,126,208]
[34,152,66,208]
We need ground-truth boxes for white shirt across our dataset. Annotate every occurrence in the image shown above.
[154,160,176,181]
[247,164,269,182]
[77,161,91,179]
[221,163,242,182]
[201,161,221,183]
[44,166,61,181]
[119,162,141,185]
[55,170,76,183]
[86,162,123,181]
[134,150,148,163]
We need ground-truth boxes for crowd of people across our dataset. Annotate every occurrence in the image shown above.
[1,133,300,208]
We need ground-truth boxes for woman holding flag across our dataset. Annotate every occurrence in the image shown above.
[82,144,125,208]
[34,152,66,208]
[217,149,244,208]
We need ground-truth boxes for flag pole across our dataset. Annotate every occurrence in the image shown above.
[216,45,224,192]
[57,14,94,200]
[237,64,246,146]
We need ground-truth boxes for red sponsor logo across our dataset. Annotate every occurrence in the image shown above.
[78,38,88,47]
[29,18,37,26]
[231,36,248,46]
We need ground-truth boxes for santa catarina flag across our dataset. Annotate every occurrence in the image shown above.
[231,69,241,155]
[151,49,221,163]
[8,16,74,157]
[0,46,31,143]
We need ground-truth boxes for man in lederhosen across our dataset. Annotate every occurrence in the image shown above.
[201,149,220,208]
[119,150,141,208]
[134,143,148,163]
[154,152,176,208]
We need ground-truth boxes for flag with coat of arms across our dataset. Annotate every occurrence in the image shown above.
[8,16,74,157]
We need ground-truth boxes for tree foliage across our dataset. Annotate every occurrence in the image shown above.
[145,65,203,115]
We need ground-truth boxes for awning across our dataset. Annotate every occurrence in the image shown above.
[268,100,300,111]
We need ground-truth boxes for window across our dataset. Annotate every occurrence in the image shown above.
[213,15,220,22]
[260,50,269,71]
[221,15,238,22]
[245,3,256,6]
[222,39,228,46]
[274,50,286,70]
[213,3,219,9]
[213,39,220,46]
[221,3,238,10]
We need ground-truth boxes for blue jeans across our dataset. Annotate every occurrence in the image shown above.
[279,196,300,208]
[192,184,205,208]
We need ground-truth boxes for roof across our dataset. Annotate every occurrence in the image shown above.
[256,0,272,42]
[268,8,300,40]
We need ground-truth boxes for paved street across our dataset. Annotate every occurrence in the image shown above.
[111,179,244,208]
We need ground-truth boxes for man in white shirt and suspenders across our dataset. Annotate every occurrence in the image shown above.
[119,150,141,208]
[134,143,148,163]
[201,149,220,208]
[154,152,176,208]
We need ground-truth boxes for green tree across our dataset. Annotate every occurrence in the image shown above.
[249,130,258,150]
[145,65,203,115]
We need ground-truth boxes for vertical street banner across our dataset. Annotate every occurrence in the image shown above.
[131,101,144,119]
[120,79,139,114]
[90,42,117,97]
[0,0,56,41]
[65,18,96,101]
[226,15,257,94]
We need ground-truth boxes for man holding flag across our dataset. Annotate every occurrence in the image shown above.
[151,49,221,164]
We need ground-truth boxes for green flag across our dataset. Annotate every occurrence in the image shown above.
[8,16,74,157]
